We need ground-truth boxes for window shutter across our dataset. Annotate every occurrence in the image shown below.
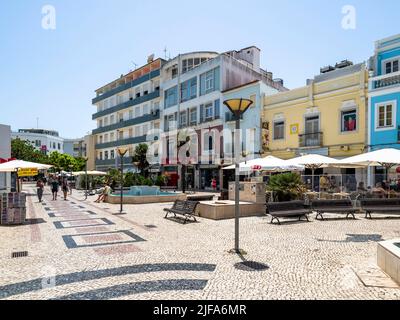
[200,104,204,123]
[214,99,220,119]
[200,74,205,96]
[214,67,220,91]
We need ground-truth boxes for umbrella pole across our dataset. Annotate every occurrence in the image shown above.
[312,168,315,192]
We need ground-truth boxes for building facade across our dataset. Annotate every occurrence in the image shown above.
[92,57,164,172]
[159,47,286,190]
[0,124,11,191]
[11,129,65,155]
[368,34,400,151]
[64,138,85,157]
[368,34,400,184]
[263,61,368,189]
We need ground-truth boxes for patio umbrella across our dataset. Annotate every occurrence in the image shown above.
[340,148,400,188]
[73,171,107,176]
[0,160,52,172]
[223,155,304,173]
[0,160,53,192]
[285,154,341,191]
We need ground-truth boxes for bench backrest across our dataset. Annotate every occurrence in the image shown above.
[311,199,353,209]
[183,201,199,213]
[361,198,400,207]
[172,200,186,211]
[267,201,306,212]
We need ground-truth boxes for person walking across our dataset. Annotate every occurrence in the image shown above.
[62,179,69,201]
[36,179,44,202]
[51,177,60,201]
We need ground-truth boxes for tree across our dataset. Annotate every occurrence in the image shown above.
[132,143,149,177]
[267,172,307,202]
[11,138,49,164]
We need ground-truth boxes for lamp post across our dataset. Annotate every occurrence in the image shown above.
[84,157,88,200]
[117,147,128,214]
[223,98,253,254]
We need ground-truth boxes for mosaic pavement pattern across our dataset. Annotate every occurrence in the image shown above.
[1,185,400,300]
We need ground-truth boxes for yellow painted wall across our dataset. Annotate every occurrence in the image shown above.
[263,66,368,159]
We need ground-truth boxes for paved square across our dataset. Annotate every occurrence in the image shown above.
[1,184,400,300]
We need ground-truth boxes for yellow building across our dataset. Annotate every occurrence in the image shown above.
[263,61,368,159]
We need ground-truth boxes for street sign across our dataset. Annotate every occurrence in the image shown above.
[18,168,38,177]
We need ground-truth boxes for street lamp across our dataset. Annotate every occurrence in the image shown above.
[117,147,128,214]
[83,157,88,200]
[223,98,253,254]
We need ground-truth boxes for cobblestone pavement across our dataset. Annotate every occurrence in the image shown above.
[1,184,400,300]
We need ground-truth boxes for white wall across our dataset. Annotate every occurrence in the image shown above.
[0,124,11,191]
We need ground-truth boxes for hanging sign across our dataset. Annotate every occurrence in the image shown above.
[18,168,38,177]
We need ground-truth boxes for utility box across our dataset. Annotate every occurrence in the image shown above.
[228,181,266,204]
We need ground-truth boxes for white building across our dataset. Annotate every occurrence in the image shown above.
[159,46,286,190]
[91,57,164,172]
[0,124,11,191]
[12,129,64,155]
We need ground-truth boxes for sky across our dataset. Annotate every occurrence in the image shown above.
[0,0,399,138]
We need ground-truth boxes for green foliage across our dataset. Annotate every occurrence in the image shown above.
[132,144,149,177]
[267,172,306,202]
[155,175,168,187]
[124,172,135,187]
[11,138,49,164]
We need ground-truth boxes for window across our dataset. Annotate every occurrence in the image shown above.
[110,115,115,124]
[110,150,115,159]
[99,152,103,160]
[135,106,141,117]
[118,131,124,140]
[143,104,149,115]
[190,108,197,124]
[168,114,176,130]
[180,111,187,127]
[99,135,103,144]
[205,70,214,91]
[172,66,178,79]
[99,119,103,128]
[104,151,109,160]
[341,110,357,132]
[165,86,178,108]
[205,103,213,120]
[135,126,141,137]
[58,143,61,150]
[53,142,56,149]
[180,81,189,102]
[110,132,115,141]
[377,102,395,128]
[35,140,41,147]
[384,59,399,74]
[180,77,197,102]
[129,128,133,138]
[190,78,197,99]
[129,110,133,120]
[273,121,285,140]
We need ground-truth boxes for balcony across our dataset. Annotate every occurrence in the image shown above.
[95,157,133,168]
[299,132,323,148]
[370,71,400,91]
[95,135,147,150]
[92,111,159,135]
[92,69,160,104]
[92,90,160,120]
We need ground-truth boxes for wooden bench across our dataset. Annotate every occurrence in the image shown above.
[360,199,400,219]
[266,201,311,225]
[164,200,199,224]
[311,199,357,220]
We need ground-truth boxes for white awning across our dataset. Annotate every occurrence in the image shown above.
[340,148,400,167]
[223,156,304,172]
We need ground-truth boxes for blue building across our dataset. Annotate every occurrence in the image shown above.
[368,34,400,183]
